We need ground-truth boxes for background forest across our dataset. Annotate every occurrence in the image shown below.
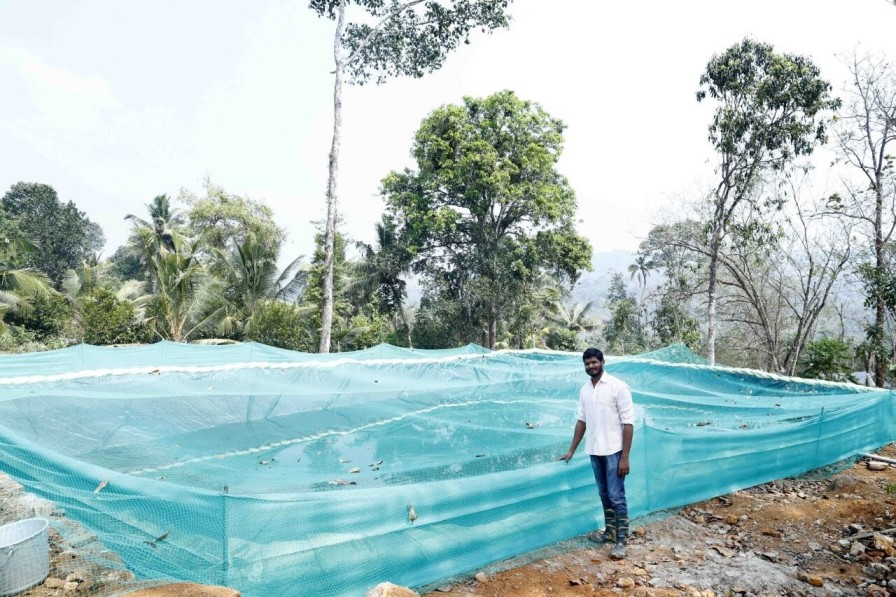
[2,26,896,389]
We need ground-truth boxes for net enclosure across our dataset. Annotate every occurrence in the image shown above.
[0,342,891,596]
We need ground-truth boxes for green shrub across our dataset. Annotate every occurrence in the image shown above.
[798,338,855,382]
[81,288,147,345]
[545,327,580,351]
[6,293,72,340]
[245,300,314,351]
[335,313,389,352]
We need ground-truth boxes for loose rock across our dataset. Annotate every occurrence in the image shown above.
[366,582,419,597]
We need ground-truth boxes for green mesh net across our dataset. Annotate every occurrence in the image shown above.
[0,342,889,595]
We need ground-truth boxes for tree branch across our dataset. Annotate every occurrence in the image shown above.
[343,0,428,67]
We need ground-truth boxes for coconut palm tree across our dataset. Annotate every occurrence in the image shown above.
[547,301,597,333]
[125,194,185,290]
[0,234,54,332]
[329,313,371,353]
[61,254,103,298]
[215,233,307,337]
[628,252,658,310]
[62,257,148,338]
[144,231,224,342]
[125,194,183,246]
[356,216,413,347]
[628,253,657,288]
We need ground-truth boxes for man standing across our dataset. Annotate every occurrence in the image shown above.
[559,347,634,559]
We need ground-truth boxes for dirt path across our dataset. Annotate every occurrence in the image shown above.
[422,445,896,596]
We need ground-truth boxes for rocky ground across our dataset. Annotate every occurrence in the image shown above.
[421,444,896,597]
[0,475,236,597]
[4,445,896,596]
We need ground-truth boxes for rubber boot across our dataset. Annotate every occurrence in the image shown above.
[588,508,616,544]
[610,514,629,559]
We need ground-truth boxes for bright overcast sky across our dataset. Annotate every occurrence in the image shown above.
[1,0,894,263]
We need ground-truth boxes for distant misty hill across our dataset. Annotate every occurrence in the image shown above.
[405,249,635,308]
[572,249,636,307]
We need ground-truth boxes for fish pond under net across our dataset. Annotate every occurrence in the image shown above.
[0,342,892,596]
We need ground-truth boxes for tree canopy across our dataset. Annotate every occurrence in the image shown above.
[309,0,515,352]
[695,38,839,364]
[309,0,513,85]
[2,183,104,288]
[381,90,591,348]
[181,181,286,261]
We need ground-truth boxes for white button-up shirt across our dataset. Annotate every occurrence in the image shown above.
[575,372,634,456]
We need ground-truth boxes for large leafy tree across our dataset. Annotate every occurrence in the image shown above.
[381,90,592,349]
[106,244,144,282]
[696,39,838,364]
[309,0,515,353]
[181,181,285,261]
[2,182,105,288]
[412,291,478,348]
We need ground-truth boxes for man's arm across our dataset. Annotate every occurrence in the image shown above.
[558,420,586,462]
[617,423,633,476]
[616,381,635,476]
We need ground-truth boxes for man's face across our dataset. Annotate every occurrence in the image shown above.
[583,356,603,379]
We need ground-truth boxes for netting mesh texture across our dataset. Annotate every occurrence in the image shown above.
[0,342,891,596]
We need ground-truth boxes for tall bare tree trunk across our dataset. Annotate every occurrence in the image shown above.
[398,306,413,349]
[319,0,347,354]
[706,218,722,366]
[486,303,497,350]
[836,55,896,387]
[875,181,887,386]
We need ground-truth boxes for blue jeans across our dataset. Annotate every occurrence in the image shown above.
[590,452,627,517]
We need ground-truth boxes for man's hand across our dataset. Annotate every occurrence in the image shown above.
[617,455,630,477]
[558,451,574,463]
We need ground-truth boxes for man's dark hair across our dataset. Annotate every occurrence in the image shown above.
[582,347,604,361]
